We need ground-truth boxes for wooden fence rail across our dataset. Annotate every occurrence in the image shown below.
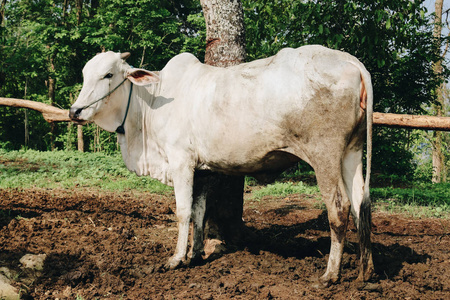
[373,112,450,131]
[1,97,450,131]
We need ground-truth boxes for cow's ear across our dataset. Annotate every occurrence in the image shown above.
[127,69,160,86]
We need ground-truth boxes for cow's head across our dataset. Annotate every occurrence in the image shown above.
[69,51,160,132]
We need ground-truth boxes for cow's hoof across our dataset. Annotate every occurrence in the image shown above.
[309,277,329,289]
[355,282,382,292]
[165,256,183,270]
[357,262,375,282]
[310,274,339,289]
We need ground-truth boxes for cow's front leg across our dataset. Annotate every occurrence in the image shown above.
[166,166,195,269]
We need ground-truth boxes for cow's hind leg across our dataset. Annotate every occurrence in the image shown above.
[343,148,374,282]
[314,166,351,287]
[187,173,208,265]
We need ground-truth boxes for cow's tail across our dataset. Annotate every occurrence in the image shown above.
[353,60,374,281]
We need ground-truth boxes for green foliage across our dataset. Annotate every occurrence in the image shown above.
[0,149,172,193]
[0,0,447,182]
[0,0,203,151]
[243,0,445,180]
[373,127,418,180]
[372,183,450,207]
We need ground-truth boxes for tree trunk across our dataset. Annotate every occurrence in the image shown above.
[201,0,246,67]
[89,0,99,17]
[62,0,68,22]
[24,109,29,146]
[47,47,57,151]
[0,0,7,26]
[77,125,84,152]
[76,0,83,25]
[48,76,56,151]
[73,1,85,151]
[432,0,445,183]
[199,0,247,253]
[24,79,29,147]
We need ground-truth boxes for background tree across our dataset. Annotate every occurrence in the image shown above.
[0,0,6,26]
[201,0,246,66]
[432,0,446,183]
[198,0,247,253]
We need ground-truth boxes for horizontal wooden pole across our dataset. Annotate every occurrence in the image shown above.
[0,97,70,123]
[1,97,450,131]
[373,112,450,131]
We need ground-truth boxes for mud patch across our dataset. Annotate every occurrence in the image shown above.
[0,188,449,299]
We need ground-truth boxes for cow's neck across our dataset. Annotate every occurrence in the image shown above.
[117,80,172,185]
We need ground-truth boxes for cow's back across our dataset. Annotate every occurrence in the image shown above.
[155,46,365,174]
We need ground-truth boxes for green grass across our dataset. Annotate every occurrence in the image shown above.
[371,183,449,207]
[251,181,320,200]
[375,202,449,218]
[1,149,449,218]
[248,174,449,218]
[0,149,172,193]
[371,183,450,218]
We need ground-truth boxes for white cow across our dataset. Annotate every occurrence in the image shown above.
[70,45,374,287]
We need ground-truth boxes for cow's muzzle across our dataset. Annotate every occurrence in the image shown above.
[69,107,87,124]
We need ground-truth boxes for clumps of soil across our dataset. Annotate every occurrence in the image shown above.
[0,188,449,299]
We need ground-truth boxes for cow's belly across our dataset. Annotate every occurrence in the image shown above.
[202,149,301,177]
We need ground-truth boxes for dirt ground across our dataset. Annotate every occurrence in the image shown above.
[0,188,449,299]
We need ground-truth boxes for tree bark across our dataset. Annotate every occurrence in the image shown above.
[76,0,83,25]
[62,0,68,22]
[77,125,84,152]
[73,1,86,151]
[47,47,57,151]
[201,0,246,66]
[199,0,247,252]
[432,0,445,183]
[0,0,7,26]
[23,78,29,147]
[48,78,56,150]
[89,0,99,17]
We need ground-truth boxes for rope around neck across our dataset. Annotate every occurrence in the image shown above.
[115,82,133,134]
[74,77,133,134]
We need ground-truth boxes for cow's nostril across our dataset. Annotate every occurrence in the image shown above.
[69,107,83,120]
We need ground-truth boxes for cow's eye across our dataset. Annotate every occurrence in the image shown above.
[104,73,113,79]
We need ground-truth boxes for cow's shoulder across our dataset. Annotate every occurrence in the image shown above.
[160,52,203,84]
[165,52,201,69]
